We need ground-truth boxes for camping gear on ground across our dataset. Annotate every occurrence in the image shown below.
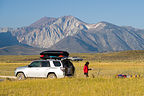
[116,74,140,78]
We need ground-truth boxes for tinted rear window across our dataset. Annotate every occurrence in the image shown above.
[41,61,50,67]
[53,61,61,67]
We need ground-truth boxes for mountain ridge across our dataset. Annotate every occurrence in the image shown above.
[1,16,144,53]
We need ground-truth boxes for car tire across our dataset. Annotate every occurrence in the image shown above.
[48,73,57,79]
[16,73,26,80]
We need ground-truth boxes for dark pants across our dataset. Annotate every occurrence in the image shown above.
[84,73,88,77]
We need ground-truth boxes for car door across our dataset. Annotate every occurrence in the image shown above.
[62,60,75,76]
[26,61,50,77]
[39,61,50,77]
[26,61,41,77]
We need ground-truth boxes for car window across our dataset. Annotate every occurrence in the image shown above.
[29,61,41,67]
[41,61,50,67]
[53,61,61,67]
[62,60,73,67]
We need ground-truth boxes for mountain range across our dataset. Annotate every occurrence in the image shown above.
[0,16,144,54]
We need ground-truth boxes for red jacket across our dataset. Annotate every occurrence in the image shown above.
[83,65,88,73]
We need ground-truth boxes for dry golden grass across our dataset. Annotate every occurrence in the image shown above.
[1,77,144,96]
[1,51,144,96]
[0,61,144,96]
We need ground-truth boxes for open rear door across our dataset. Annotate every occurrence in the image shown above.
[62,59,75,76]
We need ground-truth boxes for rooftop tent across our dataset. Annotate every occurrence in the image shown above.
[40,51,69,59]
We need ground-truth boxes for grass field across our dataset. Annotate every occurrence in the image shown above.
[1,50,144,96]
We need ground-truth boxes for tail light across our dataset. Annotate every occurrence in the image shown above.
[59,55,64,57]
[40,55,44,57]
[60,67,65,72]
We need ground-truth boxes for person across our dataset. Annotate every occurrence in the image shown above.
[83,61,92,77]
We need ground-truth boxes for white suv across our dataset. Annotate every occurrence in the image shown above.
[15,59,74,80]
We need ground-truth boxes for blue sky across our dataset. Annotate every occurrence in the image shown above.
[0,0,144,28]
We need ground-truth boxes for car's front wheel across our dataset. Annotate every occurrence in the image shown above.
[48,73,57,79]
[16,73,26,80]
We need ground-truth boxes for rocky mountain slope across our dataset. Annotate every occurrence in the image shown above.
[1,16,144,53]
[0,31,43,55]
[50,22,144,52]
[0,45,43,55]
[0,32,19,47]
[12,16,87,48]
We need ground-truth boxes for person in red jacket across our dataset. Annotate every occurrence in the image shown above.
[83,61,92,77]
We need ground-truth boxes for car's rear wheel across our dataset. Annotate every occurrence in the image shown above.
[48,73,57,79]
[16,73,25,80]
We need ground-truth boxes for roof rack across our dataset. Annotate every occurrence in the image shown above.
[40,50,69,60]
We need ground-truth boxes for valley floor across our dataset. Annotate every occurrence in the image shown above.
[1,52,144,96]
[0,61,144,96]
